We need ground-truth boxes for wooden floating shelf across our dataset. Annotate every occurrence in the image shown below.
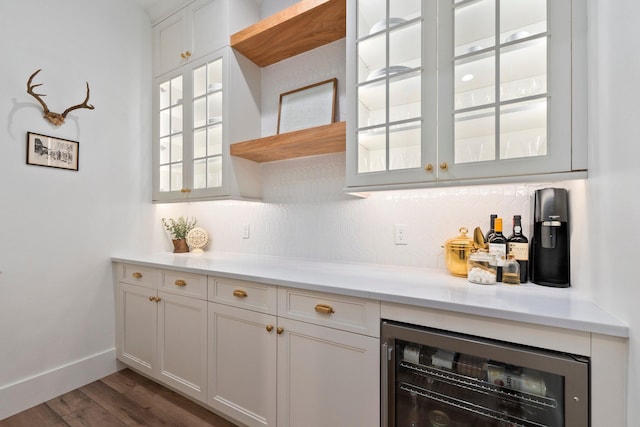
[230,121,346,163]
[230,0,346,67]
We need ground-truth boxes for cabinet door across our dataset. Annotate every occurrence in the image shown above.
[153,11,188,77]
[189,0,226,62]
[208,302,277,427]
[116,283,157,377]
[157,291,208,402]
[438,0,573,181]
[277,318,380,427]
[348,0,431,188]
[153,51,226,201]
[153,0,226,77]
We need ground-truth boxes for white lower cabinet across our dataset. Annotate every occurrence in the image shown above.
[276,317,380,427]
[157,291,208,402]
[116,265,381,427]
[207,277,381,427]
[208,302,278,427]
[115,266,208,403]
[117,282,157,377]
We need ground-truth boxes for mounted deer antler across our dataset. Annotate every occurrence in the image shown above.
[27,69,95,126]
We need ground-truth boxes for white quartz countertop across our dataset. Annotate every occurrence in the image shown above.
[112,252,629,338]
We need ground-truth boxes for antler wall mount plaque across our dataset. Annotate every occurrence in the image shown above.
[26,69,95,126]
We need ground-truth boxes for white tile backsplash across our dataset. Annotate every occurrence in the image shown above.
[158,152,585,276]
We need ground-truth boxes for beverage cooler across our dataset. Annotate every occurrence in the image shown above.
[381,321,589,427]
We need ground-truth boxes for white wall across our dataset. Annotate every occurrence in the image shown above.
[0,0,154,419]
[587,0,640,424]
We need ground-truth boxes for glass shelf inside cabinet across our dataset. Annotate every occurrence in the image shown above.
[357,0,421,39]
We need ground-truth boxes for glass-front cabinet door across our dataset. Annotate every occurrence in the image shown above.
[347,0,583,189]
[440,0,573,181]
[153,53,227,202]
[348,0,435,187]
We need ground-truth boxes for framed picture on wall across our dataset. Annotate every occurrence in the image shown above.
[26,132,79,171]
[277,78,337,134]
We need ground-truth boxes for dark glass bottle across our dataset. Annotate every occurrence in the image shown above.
[485,214,497,242]
[488,218,507,282]
[507,215,529,283]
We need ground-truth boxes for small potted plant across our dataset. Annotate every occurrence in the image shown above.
[162,216,197,253]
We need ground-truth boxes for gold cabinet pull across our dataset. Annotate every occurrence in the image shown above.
[314,304,335,315]
[266,324,274,332]
[180,50,192,60]
[424,163,433,172]
[180,188,192,193]
[132,272,143,279]
[155,297,161,302]
[233,289,248,298]
[148,296,161,302]
[276,327,284,335]
[440,161,449,170]
[149,296,155,301]
[175,279,187,287]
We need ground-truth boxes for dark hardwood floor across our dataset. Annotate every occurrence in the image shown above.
[0,369,239,427]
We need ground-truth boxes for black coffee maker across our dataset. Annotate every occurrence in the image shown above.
[531,188,570,287]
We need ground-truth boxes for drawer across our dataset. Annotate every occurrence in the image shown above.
[161,270,207,299]
[278,288,380,337]
[120,264,160,288]
[208,277,277,315]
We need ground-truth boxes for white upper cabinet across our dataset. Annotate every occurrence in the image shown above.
[152,0,262,202]
[346,0,587,190]
[153,0,260,77]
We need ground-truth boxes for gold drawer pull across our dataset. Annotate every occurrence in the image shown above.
[266,324,274,332]
[148,296,161,302]
[148,296,154,301]
[277,327,284,335]
[132,272,143,279]
[175,279,187,287]
[233,289,248,298]
[314,304,335,315]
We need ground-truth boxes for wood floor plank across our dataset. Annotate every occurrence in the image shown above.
[60,400,128,427]
[99,369,146,394]
[47,389,93,416]
[0,369,239,427]
[129,378,237,427]
[124,383,233,427]
[0,403,67,427]
[80,380,168,426]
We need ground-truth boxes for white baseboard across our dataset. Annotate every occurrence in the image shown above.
[0,348,122,421]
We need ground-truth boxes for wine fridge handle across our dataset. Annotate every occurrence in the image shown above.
[381,342,391,427]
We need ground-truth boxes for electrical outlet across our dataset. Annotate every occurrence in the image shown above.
[395,224,408,245]
[242,224,251,239]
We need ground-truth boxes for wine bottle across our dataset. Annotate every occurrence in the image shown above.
[507,215,529,283]
[488,218,507,282]
[485,214,497,242]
